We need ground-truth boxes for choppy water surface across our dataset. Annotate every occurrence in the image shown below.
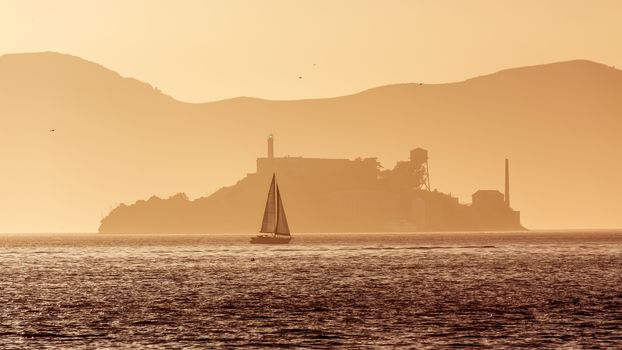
[0,231,621,349]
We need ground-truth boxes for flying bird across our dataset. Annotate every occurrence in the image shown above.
[49,129,55,132]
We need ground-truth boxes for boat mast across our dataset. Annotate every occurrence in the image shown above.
[274,183,280,236]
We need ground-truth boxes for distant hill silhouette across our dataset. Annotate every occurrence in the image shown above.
[0,52,620,232]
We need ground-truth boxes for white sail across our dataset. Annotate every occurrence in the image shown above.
[260,174,276,233]
[275,185,290,236]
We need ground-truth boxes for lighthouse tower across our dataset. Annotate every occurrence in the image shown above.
[267,134,274,159]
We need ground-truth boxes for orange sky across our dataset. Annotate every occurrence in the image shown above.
[1,0,621,102]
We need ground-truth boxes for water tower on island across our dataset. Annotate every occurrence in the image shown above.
[410,147,431,191]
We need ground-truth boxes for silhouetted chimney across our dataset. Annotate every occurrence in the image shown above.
[504,158,510,208]
[267,134,274,159]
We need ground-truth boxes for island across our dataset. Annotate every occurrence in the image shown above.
[98,135,523,233]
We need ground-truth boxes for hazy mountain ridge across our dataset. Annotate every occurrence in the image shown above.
[0,52,169,98]
[0,52,620,232]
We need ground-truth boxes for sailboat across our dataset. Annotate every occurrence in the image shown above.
[250,174,292,244]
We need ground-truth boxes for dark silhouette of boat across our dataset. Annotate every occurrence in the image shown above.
[250,174,292,244]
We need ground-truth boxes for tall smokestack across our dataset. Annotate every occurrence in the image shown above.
[267,134,274,159]
[504,158,510,208]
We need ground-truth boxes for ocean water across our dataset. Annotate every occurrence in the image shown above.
[0,231,621,349]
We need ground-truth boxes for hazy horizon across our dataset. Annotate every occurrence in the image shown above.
[1,53,621,233]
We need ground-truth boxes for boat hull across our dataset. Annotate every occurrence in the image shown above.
[250,235,292,244]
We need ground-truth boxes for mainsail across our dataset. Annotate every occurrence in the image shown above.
[259,174,291,236]
[275,185,290,236]
[253,173,293,243]
[260,174,276,233]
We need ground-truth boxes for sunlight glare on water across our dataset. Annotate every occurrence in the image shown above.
[0,231,621,349]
